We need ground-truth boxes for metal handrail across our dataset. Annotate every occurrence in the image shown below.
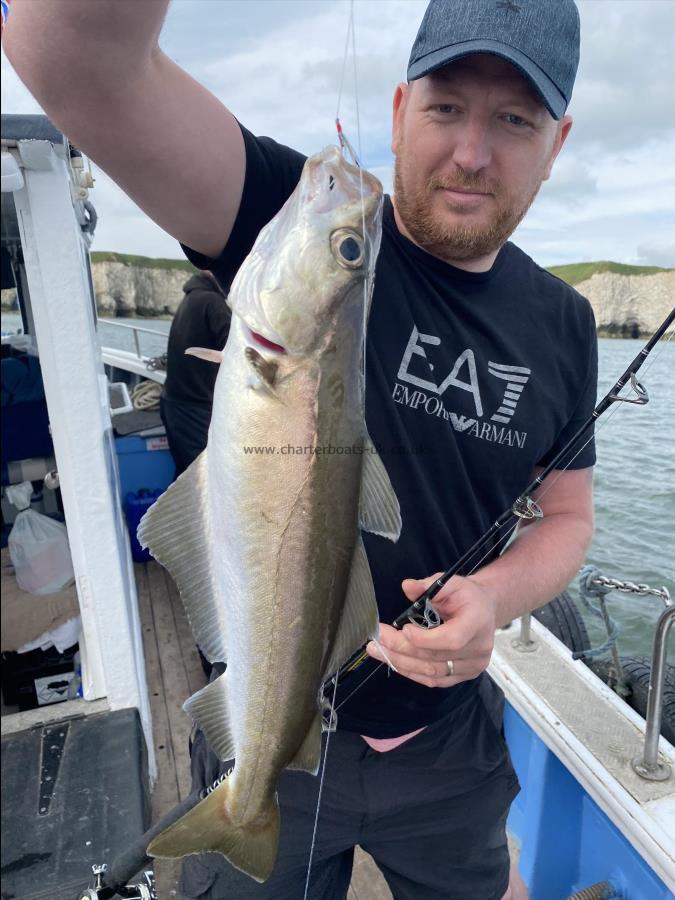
[512,611,538,653]
[632,604,674,782]
[98,319,168,360]
[98,320,168,338]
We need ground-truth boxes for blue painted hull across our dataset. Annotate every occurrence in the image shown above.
[505,704,673,899]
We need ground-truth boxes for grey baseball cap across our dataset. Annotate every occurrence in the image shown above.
[407,0,580,120]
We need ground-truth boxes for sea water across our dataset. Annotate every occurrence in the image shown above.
[584,337,674,659]
[2,311,674,659]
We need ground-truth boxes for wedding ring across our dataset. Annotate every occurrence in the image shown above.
[446,659,454,676]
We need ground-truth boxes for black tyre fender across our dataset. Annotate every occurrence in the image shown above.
[586,655,675,745]
[532,590,591,656]
[621,656,675,746]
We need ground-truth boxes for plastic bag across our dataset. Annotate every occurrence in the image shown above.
[7,481,75,595]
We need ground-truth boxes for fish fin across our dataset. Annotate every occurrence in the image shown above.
[323,536,379,681]
[137,452,227,663]
[185,347,224,364]
[286,712,322,775]
[245,346,279,386]
[183,673,235,761]
[148,779,280,883]
[359,436,402,541]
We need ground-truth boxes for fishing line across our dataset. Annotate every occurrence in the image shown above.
[329,0,672,859]
[304,3,370,889]
[335,2,361,168]
[519,326,674,503]
[335,0,370,384]
[349,0,371,388]
[302,676,339,900]
[332,323,675,709]
[425,322,675,584]
[335,4,353,124]
[350,2,364,167]
[333,518,522,714]
[492,327,674,514]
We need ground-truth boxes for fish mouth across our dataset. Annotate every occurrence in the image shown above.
[247,326,287,355]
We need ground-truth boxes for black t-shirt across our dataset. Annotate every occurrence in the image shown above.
[182,126,598,738]
[164,273,232,407]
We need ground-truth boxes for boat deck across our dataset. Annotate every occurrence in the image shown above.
[138,559,393,899]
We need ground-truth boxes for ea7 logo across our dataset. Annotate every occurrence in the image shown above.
[486,361,531,424]
[397,325,531,420]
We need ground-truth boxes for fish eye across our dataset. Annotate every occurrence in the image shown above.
[340,237,360,261]
[330,229,364,269]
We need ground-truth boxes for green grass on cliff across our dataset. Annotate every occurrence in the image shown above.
[546,260,671,286]
[90,251,196,272]
[89,252,671,286]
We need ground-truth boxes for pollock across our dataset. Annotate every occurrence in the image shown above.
[138,147,401,881]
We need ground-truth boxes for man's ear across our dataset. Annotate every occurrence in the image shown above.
[391,82,409,155]
[543,115,573,181]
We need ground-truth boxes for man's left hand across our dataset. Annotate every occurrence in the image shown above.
[366,573,497,687]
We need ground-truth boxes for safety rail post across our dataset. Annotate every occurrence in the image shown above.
[632,604,674,781]
[132,327,141,359]
[512,612,538,653]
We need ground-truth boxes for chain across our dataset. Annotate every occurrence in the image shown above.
[146,352,168,371]
[590,575,671,604]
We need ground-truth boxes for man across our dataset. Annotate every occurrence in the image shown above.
[5,1,596,898]
[161,270,231,477]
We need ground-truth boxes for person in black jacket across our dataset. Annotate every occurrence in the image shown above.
[160,271,230,477]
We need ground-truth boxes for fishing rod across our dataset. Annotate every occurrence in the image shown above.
[75,311,673,900]
[78,781,218,899]
[326,307,675,691]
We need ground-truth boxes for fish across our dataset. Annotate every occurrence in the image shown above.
[138,146,402,882]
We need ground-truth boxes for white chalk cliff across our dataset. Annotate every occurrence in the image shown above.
[573,271,674,338]
[2,261,673,337]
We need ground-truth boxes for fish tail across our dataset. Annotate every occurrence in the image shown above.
[147,780,280,883]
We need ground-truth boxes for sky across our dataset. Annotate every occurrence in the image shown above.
[2,0,675,268]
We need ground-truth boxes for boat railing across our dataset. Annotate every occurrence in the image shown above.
[98,318,168,360]
[513,571,673,782]
[512,611,537,653]
[632,601,674,782]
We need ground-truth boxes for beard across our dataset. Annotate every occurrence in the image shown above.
[393,147,543,264]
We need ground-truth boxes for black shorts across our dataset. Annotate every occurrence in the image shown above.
[180,678,520,900]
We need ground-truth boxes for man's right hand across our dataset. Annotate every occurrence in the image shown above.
[3,0,244,260]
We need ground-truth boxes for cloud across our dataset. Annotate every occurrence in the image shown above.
[571,0,675,153]
[2,0,674,267]
[636,241,675,268]
[514,136,675,266]
[187,1,420,161]
[85,167,184,259]
[536,155,598,208]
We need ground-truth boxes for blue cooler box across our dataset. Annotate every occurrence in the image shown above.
[115,434,175,562]
[125,488,164,562]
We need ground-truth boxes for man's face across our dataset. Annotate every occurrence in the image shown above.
[392,54,572,264]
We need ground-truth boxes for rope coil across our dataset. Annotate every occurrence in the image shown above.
[131,380,162,410]
[574,565,622,661]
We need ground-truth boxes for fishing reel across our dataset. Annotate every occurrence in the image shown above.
[399,493,545,632]
[393,583,444,630]
[78,864,156,900]
[406,599,442,629]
